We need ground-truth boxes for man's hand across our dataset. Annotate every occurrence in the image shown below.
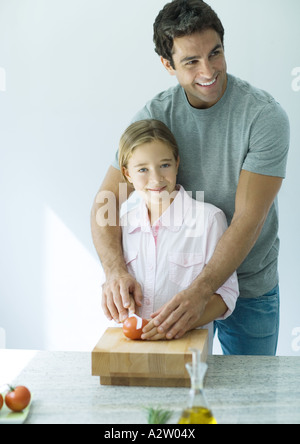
[141,319,167,341]
[101,273,143,323]
[142,285,209,340]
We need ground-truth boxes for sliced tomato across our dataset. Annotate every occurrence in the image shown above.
[123,316,148,340]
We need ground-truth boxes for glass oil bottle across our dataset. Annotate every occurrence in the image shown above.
[178,348,217,425]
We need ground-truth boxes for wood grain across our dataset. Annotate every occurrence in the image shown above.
[92,328,208,387]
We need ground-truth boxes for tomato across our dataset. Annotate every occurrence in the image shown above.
[123,316,148,340]
[5,386,31,412]
[0,393,3,410]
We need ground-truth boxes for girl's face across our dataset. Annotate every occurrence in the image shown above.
[123,140,179,209]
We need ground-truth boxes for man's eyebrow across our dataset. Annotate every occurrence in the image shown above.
[180,44,223,64]
[209,44,223,54]
[180,55,199,64]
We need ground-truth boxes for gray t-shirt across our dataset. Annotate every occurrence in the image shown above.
[112,74,290,298]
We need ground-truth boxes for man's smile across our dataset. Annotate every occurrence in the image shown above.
[195,75,218,88]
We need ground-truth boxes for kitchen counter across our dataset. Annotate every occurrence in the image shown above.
[0,350,299,424]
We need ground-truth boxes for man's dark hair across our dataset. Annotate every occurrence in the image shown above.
[153,0,224,68]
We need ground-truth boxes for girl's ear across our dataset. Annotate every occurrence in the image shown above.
[122,167,133,184]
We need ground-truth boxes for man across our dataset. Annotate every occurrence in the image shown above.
[91,0,289,355]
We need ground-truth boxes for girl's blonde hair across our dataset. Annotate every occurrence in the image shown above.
[118,119,179,181]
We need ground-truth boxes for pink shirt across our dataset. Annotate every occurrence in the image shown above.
[121,186,239,329]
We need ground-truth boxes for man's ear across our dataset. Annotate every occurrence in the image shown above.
[160,56,176,76]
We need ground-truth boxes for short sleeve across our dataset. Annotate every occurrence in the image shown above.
[111,107,152,170]
[242,101,290,178]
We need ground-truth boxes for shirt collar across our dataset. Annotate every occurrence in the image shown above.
[124,186,193,234]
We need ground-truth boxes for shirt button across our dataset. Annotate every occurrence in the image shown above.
[145,299,151,306]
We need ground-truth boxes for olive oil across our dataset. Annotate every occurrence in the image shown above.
[178,348,217,425]
[179,407,217,425]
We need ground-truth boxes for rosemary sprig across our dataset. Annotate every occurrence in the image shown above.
[145,407,173,424]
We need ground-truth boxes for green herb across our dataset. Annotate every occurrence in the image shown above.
[145,407,173,424]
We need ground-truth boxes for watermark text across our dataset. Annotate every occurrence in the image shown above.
[291,67,300,92]
[291,327,300,352]
[95,185,205,238]
[0,67,6,92]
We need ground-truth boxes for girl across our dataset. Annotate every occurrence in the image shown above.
[117,119,239,351]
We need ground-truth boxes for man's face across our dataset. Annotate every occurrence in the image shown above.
[162,28,227,109]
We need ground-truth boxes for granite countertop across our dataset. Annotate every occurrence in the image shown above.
[0,350,299,424]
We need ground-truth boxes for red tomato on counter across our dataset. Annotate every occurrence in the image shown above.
[123,316,148,340]
[5,386,31,412]
[0,393,3,410]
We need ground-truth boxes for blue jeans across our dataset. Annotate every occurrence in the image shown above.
[214,285,280,356]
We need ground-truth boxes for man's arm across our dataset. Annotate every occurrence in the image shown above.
[148,170,283,339]
[91,166,143,322]
[142,293,227,340]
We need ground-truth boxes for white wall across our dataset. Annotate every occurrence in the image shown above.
[0,0,299,354]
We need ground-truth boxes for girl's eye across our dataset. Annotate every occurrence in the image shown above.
[161,164,170,168]
[138,168,147,173]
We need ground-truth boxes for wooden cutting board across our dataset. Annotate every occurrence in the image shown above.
[92,327,208,387]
